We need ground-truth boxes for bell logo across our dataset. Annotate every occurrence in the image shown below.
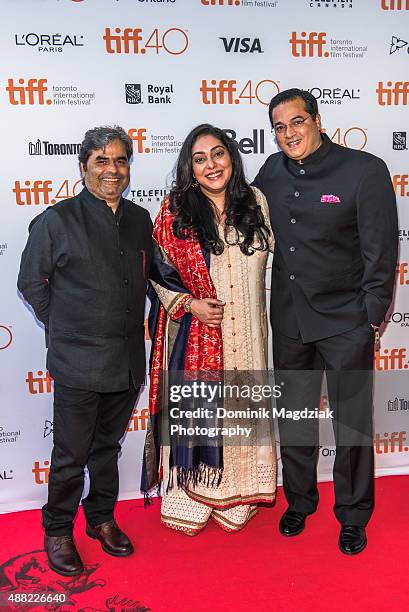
[381,0,409,9]
[377,81,409,106]
[375,348,408,370]
[32,460,50,484]
[375,431,408,453]
[6,78,52,105]
[290,32,329,58]
[26,370,53,394]
[127,408,149,432]
[127,128,150,154]
[103,28,188,55]
[201,0,241,5]
[393,175,409,196]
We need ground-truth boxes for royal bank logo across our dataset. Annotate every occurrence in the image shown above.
[307,86,360,105]
[220,37,263,53]
[28,139,81,156]
[15,32,84,53]
[393,132,407,150]
[125,84,142,104]
[125,83,174,105]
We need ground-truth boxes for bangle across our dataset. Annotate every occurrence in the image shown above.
[183,297,193,313]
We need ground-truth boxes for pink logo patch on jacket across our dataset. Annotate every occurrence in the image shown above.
[320,194,341,204]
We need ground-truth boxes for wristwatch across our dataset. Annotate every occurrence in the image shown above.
[183,297,193,313]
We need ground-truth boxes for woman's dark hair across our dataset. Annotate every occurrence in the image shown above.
[169,124,270,256]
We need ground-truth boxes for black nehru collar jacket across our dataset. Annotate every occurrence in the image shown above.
[18,187,153,392]
[253,133,398,343]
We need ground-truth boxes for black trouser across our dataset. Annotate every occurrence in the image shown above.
[273,322,375,527]
[42,377,139,536]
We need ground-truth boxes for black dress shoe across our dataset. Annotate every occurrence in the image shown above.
[279,510,307,537]
[44,535,84,576]
[339,525,367,555]
[86,519,134,557]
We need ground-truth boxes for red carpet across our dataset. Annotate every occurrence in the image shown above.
[1,476,408,611]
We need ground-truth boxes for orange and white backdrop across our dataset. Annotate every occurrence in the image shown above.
[1,0,408,513]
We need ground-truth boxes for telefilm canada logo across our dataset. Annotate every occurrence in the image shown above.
[125,83,175,104]
[130,187,169,205]
[28,139,81,156]
[14,32,84,53]
[393,132,407,150]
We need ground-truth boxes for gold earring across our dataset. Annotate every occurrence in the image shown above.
[191,177,199,188]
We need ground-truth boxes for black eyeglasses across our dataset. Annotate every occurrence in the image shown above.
[272,116,310,136]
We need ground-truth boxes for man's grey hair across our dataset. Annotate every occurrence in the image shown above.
[78,125,133,168]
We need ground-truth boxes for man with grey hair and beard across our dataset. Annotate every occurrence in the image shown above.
[18,126,153,576]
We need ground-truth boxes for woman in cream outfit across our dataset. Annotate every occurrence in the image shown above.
[145,124,276,535]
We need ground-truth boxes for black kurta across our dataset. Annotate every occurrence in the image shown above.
[253,134,398,342]
[18,187,153,392]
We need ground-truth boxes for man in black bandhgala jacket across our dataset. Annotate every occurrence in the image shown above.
[253,89,398,555]
[18,126,153,576]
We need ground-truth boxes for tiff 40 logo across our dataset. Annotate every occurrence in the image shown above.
[103,27,188,55]
[13,179,83,206]
[321,126,367,150]
[200,79,280,105]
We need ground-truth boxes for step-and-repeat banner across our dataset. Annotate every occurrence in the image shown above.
[1,0,409,513]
